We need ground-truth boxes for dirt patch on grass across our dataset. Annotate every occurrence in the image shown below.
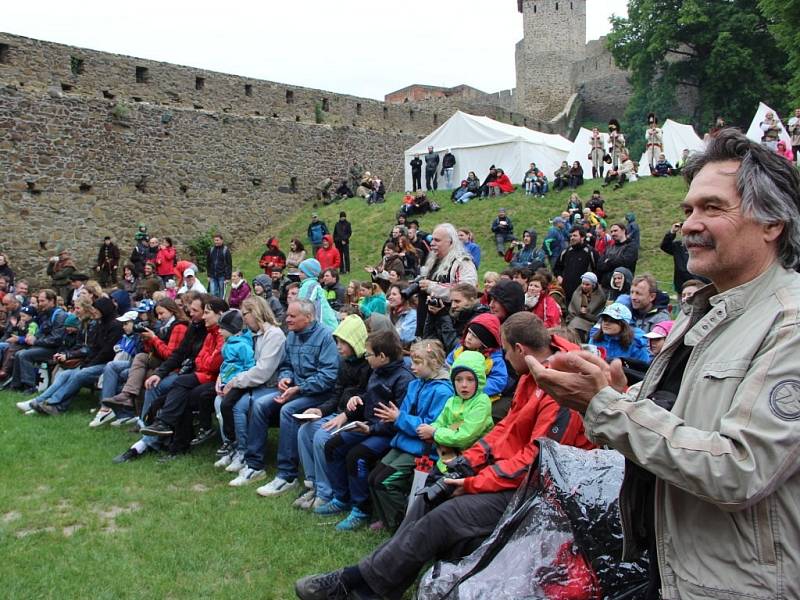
[62,524,83,537]
[191,483,210,493]
[3,511,21,523]
[15,526,56,538]
[93,502,142,534]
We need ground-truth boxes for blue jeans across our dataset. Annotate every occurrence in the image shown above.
[208,277,226,298]
[443,168,454,189]
[454,192,474,204]
[297,414,337,502]
[12,346,55,387]
[214,390,251,450]
[326,432,392,507]
[0,341,9,363]
[100,360,131,398]
[244,387,327,478]
[36,364,106,411]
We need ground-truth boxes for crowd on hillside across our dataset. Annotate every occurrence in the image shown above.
[1,124,799,599]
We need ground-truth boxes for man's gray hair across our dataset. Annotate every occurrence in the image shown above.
[423,223,469,279]
[683,129,800,269]
[291,299,316,319]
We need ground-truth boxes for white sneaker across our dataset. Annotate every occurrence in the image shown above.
[24,409,36,416]
[16,400,33,413]
[89,408,115,428]
[256,476,298,497]
[304,479,314,490]
[225,451,245,473]
[214,452,233,469]
[292,489,316,509]
[229,467,266,487]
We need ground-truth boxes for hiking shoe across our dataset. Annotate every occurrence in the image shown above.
[101,392,135,411]
[190,427,217,447]
[225,451,246,473]
[16,399,33,413]
[292,489,316,510]
[256,476,298,497]
[89,408,115,428]
[336,507,370,531]
[140,420,173,437]
[113,448,142,464]
[228,467,266,487]
[294,569,349,600]
[313,498,350,516]
[215,441,234,456]
[213,451,234,469]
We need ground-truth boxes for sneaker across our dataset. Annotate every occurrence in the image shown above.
[112,448,142,464]
[225,451,246,473]
[37,401,61,416]
[228,467,266,487]
[190,427,217,447]
[304,479,314,490]
[23,409,36,416]
[313,498,350,516]
[110,416,136,427]
[292,489,316,510]
[16,399,33,413]
[309,497,327,511]
[140,420,174,437]
[294,569,349,600]
[89,408,115,428]
[215,441,234,456]
[336,507,370,531]
[214,452,234,469]
[256,476,298,497]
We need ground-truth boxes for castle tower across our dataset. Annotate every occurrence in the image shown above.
[515,0,586,120]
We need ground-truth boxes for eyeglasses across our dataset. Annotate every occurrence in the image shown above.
[364,351,375,358]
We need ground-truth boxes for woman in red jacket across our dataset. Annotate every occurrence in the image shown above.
[155,237,177,284]
[316,234,341,271]
[140,296,227,454]
[525,273,562,329]
[488,168,515,196]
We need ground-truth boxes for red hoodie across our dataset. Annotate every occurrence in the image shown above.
[531,291,562,329]
[315,234,341,271]
[194,324,223,384]
[155,246,177,277]
[259,237,287,273]
[461,336,594,494]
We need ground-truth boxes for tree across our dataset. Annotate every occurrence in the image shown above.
[607,0,790,141]
[758,0,800,104]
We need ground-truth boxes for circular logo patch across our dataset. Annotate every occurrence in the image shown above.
[768,380,800,421]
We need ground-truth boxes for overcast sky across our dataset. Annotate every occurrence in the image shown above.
[4,0,628,100]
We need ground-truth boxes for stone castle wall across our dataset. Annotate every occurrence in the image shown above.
[572,37,633,122]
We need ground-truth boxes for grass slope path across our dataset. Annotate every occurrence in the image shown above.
[0,179,686,599]
[237,177,686,291]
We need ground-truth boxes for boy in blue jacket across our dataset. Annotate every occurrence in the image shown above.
[317,329,414,531]
[215,310,255,429]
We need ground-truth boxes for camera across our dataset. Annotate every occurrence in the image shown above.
[400,276,423,300]
[426,296,444,309]
[132,322,151,334]
[178,358,195,375]
[415,456,476,506]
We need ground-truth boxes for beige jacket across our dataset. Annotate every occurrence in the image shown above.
[584,262,800,599]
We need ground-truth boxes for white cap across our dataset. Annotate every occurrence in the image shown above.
[116,310,139,322]
[183,268,196,278]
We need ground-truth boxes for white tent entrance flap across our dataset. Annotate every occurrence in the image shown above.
[403,111,571,191]
[637,119,705,178]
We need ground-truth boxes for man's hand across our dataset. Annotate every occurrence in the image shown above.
[346,396,363,412]
[671,222,682,234]
[277,377,293,392]
[275,385,300,404]
[374,402,399,423]
[145,374,161,390]
[524,351,627,414]
[322,412,348,432]
[443,478,466,497]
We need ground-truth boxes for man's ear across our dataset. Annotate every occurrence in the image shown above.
[763,221,784,244]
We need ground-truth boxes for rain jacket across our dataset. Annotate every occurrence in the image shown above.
[591,326,651,364]
[318,315,371,416]
[446,312,508,399]
[315,234,341,271]
[219,329,255,385]
[259,237,287,273]
[390,366,453,458]
[348,358,415,437]
[194,324,223,385]
[299,278,339,331]
[227,323,285,390]
[461,336,594,494]
[432,350,494,469]
[277,320,339,400]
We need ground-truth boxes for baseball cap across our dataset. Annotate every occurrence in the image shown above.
[599,303,632,323]
[183,268,196,278]
[644,321,674,339]
[116,310,139,322]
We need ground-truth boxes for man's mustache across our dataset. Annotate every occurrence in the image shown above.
[684,234,715,249]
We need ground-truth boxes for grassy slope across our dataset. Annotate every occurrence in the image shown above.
[235,177,687,293]
[0,177,687,599]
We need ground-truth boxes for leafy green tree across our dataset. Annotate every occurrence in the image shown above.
[758,0,800,103]
[607,0,790,141]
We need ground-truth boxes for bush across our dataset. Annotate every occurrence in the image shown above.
[186,227,220,272]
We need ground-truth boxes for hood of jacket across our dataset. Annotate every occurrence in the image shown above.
[266,236,280,250]
[333,314,367,358]
[253,274,273,292]
[321,234,335,248]
[462,311,502,351]
[449,350,487,399]
[110,289,131,316]
[612,267,633,288]
[488,280,525,318]
[93,297,117,322]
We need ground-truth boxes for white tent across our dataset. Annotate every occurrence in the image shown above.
[637,119,706,177]
[566,127,608,179]
[403,111,572,191]
[746,102,791,147]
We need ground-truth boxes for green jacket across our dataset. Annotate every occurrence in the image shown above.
[432,350,493,461]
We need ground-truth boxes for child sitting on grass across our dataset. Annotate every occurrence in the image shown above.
[417,350,494,472]
[316,330,414,531]
[369,339,453,531]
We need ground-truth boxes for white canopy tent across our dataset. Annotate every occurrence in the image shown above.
[745,102,791,147]
[566,127,608,179]
[637,119,706,177]
[403,111,572,191]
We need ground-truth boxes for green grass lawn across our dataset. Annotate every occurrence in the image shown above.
[0,389,380,599]
[0,176,688,598]
[234,176,687,294]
